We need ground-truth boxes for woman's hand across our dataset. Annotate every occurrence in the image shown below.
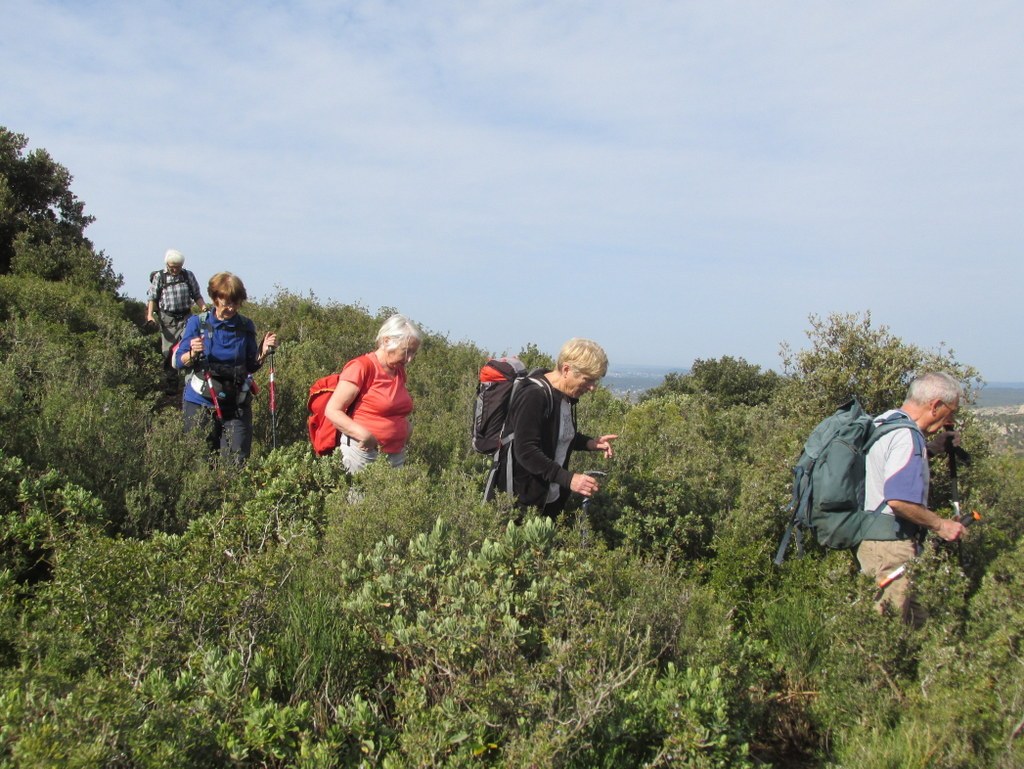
[588,434,618,458]
[570,473,600,497]
[261,333,278,356]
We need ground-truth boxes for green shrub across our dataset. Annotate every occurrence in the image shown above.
[606,394,748,562]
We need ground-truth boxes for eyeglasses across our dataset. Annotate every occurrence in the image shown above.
[934,400,959,428]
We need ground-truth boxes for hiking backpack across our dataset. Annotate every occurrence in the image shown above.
[472,357,530,454]
[773,397,921,565]
[307,373,342,456]
[477,360,553,501]
[150,268,198,306]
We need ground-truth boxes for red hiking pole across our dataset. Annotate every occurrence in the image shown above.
[198,353,223,422]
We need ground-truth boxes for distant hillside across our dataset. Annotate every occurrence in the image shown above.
[607,372,1024,409]
[603,364,683,395]
[973,385,1024,455]
[974,384,1024,408]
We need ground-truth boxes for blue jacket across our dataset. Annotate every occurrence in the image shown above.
[176,311,260,408]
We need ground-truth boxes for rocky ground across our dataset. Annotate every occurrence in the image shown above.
[972,405,1024,455]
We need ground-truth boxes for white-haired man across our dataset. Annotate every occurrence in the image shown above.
[857,371,967,625]
[146,249,207,394]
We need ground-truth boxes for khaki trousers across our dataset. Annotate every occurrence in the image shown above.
[856,538,926,626]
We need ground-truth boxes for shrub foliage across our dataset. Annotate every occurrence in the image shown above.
[2,127,1023,768]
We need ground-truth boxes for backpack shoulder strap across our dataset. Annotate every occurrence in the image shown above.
[526,374,554,418]
[864,411,922,452]
[523,368,555,416]
[184,269,203,304]
[152,269,165,302]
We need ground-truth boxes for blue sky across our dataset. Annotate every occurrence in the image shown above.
[4,1,1022,380]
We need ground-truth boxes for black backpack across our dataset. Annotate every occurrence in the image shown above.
[476,359,553,502]
[472,357,529,454]
[774,398,920,565]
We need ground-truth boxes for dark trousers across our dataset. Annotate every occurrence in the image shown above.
[183,399,253,462]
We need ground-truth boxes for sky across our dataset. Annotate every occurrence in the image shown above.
[3,1,1022,381]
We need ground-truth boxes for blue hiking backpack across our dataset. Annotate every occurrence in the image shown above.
[774,398,921,564]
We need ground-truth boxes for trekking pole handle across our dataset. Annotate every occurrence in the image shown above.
[956,509,982,527]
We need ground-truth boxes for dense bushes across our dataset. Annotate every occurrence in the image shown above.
[2,131,1023,766]
[3,255,1023,766]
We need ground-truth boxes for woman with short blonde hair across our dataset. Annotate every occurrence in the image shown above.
[490,337,617,515]
[556,337,610,380]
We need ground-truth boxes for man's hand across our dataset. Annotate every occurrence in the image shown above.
[935,518,966,542]
[926,429,972,465]
[889,499,967,542]
[926,428,960,457]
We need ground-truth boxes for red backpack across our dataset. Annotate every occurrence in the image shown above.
[307,373,341,456]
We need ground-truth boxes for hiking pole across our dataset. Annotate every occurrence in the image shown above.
[946,431,962,521]
[877,564,906,590]
[943,431,982,527]
[267,345,277,450]
[198,352,224,422]
[581,470,607,514]
[577,470,608,548]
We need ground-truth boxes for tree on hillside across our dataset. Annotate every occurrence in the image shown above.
[642,355,781,407]
[780,311,979,416]
[0,127,121,293]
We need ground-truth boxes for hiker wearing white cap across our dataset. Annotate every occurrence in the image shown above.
[146,249,207,394]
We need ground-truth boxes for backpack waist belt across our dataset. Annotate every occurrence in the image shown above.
[160,308,193,319]
[859,507,921,543]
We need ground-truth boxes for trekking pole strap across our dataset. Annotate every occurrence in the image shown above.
[773,510,803,566]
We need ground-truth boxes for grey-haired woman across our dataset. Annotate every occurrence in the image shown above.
[324,314,423,473]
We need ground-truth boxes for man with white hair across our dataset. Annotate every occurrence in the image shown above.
[146,249,207,394]
[857,371,967,625]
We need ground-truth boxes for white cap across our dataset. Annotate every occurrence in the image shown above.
[164,249,185,266]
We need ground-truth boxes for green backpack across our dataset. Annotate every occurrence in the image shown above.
[774,398,920,564]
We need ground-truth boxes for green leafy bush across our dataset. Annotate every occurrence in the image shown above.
[3,128,1023,768]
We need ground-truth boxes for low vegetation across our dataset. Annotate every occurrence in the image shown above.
[1,126,1022,767]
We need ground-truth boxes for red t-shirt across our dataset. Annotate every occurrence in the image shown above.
[340,352,413,453]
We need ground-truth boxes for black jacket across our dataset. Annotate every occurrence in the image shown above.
[495,371,593,512]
